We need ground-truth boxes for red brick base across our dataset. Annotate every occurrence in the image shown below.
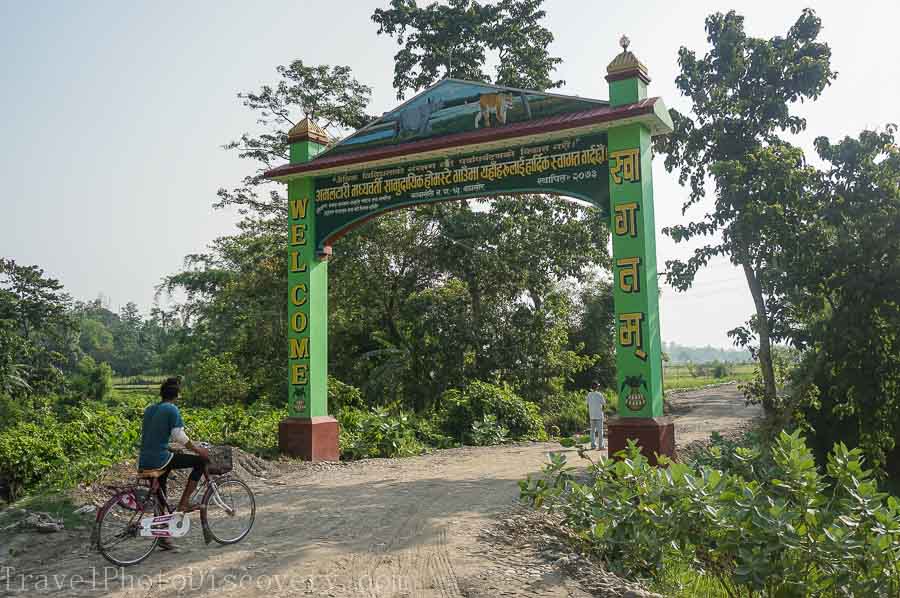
[607,416,675,466]
[278,416,340,462]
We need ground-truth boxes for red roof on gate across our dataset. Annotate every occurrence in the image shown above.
[264,97,668,181]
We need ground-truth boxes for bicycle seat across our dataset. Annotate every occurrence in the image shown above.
[137,468,167,479]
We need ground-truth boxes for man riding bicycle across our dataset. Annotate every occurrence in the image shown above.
[138,377,209,546]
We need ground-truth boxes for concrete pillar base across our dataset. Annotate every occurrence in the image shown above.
[279,416,340,461]
[607,416,675,466]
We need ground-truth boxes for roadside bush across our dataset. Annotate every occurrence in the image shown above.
[183,353,250,407]
[470,414,510,446]
[69,356,113,402]
[521,430,900,596]
[0,390,286,498]
[328,376,364,412]
[540,391,588,437]
[182,401,286,456]
[413,416,457,449]
[337,407,425,460]
[0,404,140,499]
[438,381,546,444]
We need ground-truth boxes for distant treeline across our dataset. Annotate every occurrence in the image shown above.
[662,341,752,364]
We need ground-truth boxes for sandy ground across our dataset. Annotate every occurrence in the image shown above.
[0,385,759,598]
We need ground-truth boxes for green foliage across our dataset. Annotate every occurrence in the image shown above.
[438,381,546,443]
[654,9,836,413]
[567,279,616,391]
[329,198,608,413]
[0,403,140,500]
[0,258,76,397]
[183,352,251,407]
[69,356,113,402]
[686,360,734,379]
[0,391,285,499]
[181,401,286,456]
[470,414,509,446]
[540,390,588,437]
[337,407,425,460]
[372,0,563,97]
[788,127,900,474]
[521,431,900,596]
[327,376,364,412]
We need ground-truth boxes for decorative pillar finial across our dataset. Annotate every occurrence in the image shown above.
[606,36,650,86]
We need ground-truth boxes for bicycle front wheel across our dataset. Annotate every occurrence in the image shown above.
[201,478,255,544]
[96,491,159,566]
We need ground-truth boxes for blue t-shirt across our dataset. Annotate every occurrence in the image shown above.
[138,401,184,469]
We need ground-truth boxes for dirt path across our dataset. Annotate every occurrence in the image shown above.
[0,385,759,598]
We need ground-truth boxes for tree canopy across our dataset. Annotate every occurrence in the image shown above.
[654,9,836,413]
[372,0,563,97]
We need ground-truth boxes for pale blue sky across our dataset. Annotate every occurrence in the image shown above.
[1,1,897,347]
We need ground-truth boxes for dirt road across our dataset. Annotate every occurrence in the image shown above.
[0,385,759,598]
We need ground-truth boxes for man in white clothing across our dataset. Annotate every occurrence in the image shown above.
[586,383,606,450]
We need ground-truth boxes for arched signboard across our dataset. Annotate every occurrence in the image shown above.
[265,42,675,462]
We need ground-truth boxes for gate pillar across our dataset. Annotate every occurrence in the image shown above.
[605,39,674,463]
[278,118,339,461]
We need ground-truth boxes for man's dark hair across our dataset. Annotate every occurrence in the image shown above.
[160,377,181,401]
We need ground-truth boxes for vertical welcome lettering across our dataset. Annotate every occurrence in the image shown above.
[608,126,664,419]
[288,196,311,416]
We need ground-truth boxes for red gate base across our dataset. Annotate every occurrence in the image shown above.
[279,416,340,462]
[607,416,675,466]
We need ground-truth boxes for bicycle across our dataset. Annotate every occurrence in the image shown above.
[92,446,255,566]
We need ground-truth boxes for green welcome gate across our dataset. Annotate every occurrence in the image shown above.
[265,41,675,462]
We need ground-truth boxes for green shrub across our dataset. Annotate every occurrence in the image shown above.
[438,381,546,444]
[0,391,285,498]
[0,403,141,499]
[69,357,113,402]
[182,401,286,456]
[183,353,250,407]
[0,420,67,499]
[328,376,363,412]
[470,414,510,446]
[540,391,588,437]
[413,415,457,449]
[337,407,424,460]
[521,430,900,596]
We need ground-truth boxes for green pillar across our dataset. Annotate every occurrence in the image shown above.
[605,37,673,462]
[279,117,339,461]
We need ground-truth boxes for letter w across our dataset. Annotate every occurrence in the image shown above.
[290,198,309,220]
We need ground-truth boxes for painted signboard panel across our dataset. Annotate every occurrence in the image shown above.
[312,132,610,251]
[321,79,608,157]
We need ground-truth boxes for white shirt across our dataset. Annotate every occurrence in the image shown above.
[587,391,606,419]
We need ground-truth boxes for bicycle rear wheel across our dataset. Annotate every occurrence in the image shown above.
[96,490,159,566]
[201,478,255,544]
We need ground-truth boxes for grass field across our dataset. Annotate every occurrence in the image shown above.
[663,362,755,391]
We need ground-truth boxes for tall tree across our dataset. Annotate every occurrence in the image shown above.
[216,61,372,220]
[653,9,835,413]
[372,0,563,97]
[793,127,900,470]
[0,258,76,394]
[163,63,372,399]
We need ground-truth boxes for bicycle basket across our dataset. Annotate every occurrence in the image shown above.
[207,445,233,475]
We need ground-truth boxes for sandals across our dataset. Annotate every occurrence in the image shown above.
[158,538,179,552]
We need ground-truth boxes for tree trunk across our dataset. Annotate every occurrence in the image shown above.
[742,263,777,415]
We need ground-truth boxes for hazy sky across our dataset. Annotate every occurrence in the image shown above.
[1,1,897,348]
